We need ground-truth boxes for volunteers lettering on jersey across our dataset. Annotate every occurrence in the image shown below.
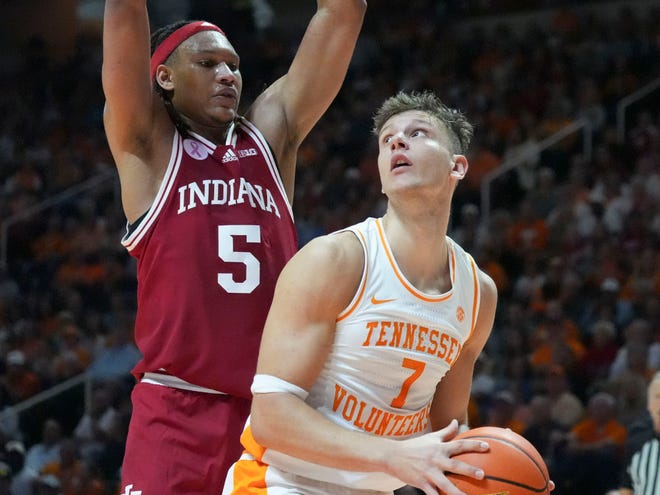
[332,383,431,437]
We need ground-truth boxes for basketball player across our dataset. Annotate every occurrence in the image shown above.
[223,91,497,495]
[101,1,366,494]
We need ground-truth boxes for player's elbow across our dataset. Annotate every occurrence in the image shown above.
[249,395,288,447]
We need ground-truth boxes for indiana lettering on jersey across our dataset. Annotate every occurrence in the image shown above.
[177,177,281,218]
[333,384,431,437]
[362,321,462,366]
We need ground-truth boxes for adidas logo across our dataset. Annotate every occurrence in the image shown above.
[222,148,239,163]
[122,485,142,495]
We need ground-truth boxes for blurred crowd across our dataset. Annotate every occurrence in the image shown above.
[0,2,658,494]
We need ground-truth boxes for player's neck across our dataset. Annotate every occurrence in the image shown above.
[184,120,234,145]
[381,213,451,294]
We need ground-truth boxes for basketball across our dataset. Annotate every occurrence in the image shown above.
[446,426,551,495]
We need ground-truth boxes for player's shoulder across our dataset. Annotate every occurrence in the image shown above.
[448,237,498,300]
[476,268,498,299]
[299,230,364,270]
[282,232,365,309]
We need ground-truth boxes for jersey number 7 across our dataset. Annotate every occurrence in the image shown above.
[391,358,426,408]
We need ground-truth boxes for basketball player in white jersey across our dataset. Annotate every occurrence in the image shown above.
[223,91,516,495]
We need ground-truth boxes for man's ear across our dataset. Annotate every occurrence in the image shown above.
[450,154,468,179]
[155,66,174,91]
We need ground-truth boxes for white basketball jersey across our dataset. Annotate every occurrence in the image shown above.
[247,217,482,491]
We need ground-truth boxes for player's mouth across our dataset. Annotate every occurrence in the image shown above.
[390,153,411,171]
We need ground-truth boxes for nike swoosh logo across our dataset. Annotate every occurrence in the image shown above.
[371,296,396,305]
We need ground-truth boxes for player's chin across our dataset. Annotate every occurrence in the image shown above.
[209,108,237,124]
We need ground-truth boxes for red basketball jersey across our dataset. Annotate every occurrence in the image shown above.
[122,118,298,398]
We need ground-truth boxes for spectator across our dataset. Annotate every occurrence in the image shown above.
[560,392,627,495]
[486,390,526,434]
[11,419,63,495]
[40,439,106,495]
[542,365,584,430]
[1,350,41,404]
[577,319,619,390]
[529,300,585,376]
[72,384,118,463]
[522,394,564,468]
[86,313,140,384]
[610,318,656,380]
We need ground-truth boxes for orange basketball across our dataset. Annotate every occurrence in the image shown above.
[446,426,550,495]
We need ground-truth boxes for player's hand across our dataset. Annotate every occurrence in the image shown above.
[385,419,489,495]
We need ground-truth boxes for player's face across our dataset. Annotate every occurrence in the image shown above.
[376,110,466,199]
[169,31,243,130]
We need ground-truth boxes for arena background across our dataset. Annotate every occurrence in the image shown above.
[0,1,658,494]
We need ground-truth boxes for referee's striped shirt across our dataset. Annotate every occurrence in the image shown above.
[623,416,660,495]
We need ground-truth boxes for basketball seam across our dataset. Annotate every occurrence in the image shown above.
[458,433,549,492]
[482,474,548,493]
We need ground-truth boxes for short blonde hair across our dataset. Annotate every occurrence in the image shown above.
[372,90,474,155]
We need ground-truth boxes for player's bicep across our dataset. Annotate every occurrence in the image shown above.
[429,271,498,429]
[429,351,477,430]
[277,2,365,139]
[256,233,363,391]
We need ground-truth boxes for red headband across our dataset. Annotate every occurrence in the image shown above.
[150,21,226,80]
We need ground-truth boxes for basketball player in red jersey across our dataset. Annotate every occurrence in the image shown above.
[101,1,366,493]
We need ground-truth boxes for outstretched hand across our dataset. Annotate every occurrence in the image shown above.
[386,420,489,495]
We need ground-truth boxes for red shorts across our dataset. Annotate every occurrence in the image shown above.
[120,381,251,494]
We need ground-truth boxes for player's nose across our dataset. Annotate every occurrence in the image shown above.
[389,133,408,150]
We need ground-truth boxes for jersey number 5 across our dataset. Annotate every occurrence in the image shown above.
[217,225,260,294]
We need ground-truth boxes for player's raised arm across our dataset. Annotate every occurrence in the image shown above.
[247,0,367,199]
[102,0,158,157]
[102,0,174,221]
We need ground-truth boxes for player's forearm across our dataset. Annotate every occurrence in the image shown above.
[250,392,395,473]
[319,0,367,21]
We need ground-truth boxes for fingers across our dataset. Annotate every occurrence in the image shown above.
[393,423,490,495]
[450,438,489,457]
[436,418,459,441]
[445,438,488,480]
[416,469,466,495]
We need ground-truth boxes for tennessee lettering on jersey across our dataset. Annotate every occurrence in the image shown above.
[362,320,462,366]
[176,177,281,218]
[332,383,432,437]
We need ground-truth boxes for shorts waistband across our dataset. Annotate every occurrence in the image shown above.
[141,370,227,395]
